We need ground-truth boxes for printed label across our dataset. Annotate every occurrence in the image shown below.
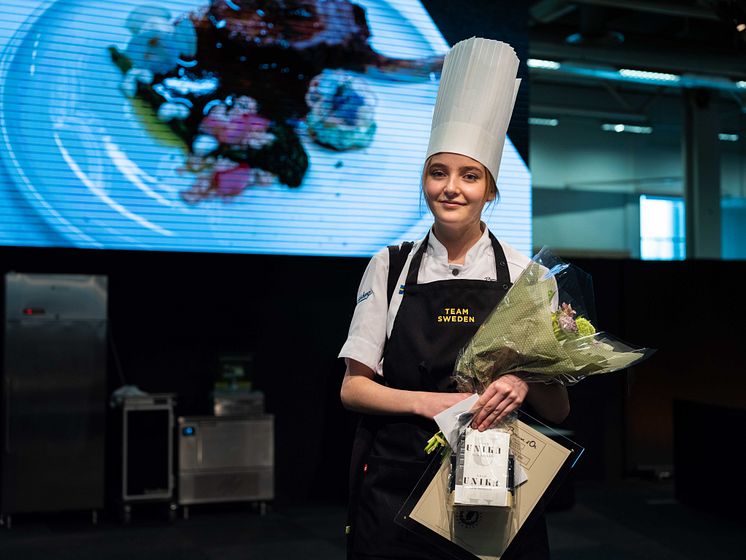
[437,307,475,324]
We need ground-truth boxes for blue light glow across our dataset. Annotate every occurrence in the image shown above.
[0,0,532,257]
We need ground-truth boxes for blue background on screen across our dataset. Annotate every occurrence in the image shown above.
[0,0,530,256]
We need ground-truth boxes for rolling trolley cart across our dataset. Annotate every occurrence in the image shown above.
[116,393,176,522]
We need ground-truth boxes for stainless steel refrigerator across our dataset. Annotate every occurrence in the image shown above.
[1,273,107,525]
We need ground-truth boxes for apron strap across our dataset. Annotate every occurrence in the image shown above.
[387,242,414,306]
[489,232,512,290]
[405,230,513,287]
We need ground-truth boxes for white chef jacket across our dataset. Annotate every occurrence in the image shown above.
[339,226,532,374]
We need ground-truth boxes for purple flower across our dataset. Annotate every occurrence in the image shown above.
[200,97,275,148]
[558,314,578,334]
[557,303,578,333]
[181,157,276,203]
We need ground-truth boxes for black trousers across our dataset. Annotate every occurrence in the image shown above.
[502,512,551,560]
[350,511,550,560]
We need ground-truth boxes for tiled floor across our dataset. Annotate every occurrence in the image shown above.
[0,479,742,559]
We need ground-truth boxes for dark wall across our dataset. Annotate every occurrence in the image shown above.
[422,0,530,163]
[0,246,366,505]
[2,245,745,506]
[613,259,746,473]
[565,257,746,480]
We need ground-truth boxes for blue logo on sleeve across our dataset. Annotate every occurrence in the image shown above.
[356,290,373,305]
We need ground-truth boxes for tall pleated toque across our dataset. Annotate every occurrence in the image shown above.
[426,38,521,183]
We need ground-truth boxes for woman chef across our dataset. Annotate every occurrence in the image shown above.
[339,38,570,560]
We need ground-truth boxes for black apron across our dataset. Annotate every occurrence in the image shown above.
[349,232,548,560]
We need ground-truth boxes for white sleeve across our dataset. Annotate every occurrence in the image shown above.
[338,247,390,372]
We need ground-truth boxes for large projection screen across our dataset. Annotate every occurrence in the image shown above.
[0,0,530,256]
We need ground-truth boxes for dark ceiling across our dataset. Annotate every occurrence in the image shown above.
[527,0,746,127]
[530,0,746,80]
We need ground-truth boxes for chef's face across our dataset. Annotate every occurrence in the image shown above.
[423,152,495,228]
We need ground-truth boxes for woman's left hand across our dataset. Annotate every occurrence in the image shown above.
[470,374,529,431]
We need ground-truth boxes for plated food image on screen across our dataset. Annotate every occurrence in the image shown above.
[110,0,443,203]
[1,0,530,255]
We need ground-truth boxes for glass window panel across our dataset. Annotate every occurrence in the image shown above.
[640,195,685,260]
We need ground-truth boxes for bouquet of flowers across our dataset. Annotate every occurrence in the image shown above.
[453,248,654,393]
[424,248,653,519]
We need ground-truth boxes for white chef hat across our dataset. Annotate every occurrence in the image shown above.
[425,38,521,183]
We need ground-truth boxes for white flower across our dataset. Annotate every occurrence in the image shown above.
[157,102,190,122]
[121,73,138,98]
[192,134,219,156]
[305,69,377,150]
[305,69,374,110]
[232,96,259,115]
[172,17,197,60]
[125,5,171,35]
[245,131,276,149]
[162,76,218,96]
[124,6,198,75]
[132,68,154,84]
[121,68,154,97]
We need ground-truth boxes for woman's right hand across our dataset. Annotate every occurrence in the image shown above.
[413,391,473,420]
[341,358,472,419]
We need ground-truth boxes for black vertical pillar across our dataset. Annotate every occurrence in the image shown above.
[682,89,721,259]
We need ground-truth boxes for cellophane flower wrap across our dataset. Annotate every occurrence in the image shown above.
[453,248,654,392]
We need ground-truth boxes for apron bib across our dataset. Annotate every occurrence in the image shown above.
[349,232,511,559]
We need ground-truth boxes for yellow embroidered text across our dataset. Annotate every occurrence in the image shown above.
[437,307,475,323]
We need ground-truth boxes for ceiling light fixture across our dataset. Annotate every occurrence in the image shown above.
[618,69,681,83]
[527,58,561,70]
[719,133,739,142]
[565,30,624,47]
[602,123,653,134]
[529,118,559,127]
